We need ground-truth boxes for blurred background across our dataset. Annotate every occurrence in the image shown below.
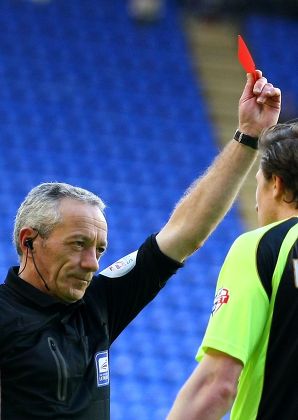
[0,0,297,418]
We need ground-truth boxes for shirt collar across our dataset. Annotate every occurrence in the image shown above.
[5,267,84,309]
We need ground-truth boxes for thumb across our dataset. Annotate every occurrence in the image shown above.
[239,74,254,102]
[240,70,262,102]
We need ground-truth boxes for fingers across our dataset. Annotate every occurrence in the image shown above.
[252,70,281,106]
[253,74,268,95]
[239,69,281,114]
[240,70,264,102]
[255,81,281,107]
[257,85,281,105]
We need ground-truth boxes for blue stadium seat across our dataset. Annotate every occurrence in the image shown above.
[244,14,298,118]
[0,0,250,418]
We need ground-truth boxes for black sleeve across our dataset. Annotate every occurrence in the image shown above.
[94,234,183,343]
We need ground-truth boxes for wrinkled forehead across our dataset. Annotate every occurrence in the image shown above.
[58,199,108,235]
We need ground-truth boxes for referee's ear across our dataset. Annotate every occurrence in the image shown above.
[19,227,37,256]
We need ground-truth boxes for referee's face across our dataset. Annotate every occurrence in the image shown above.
[33,198,108,302]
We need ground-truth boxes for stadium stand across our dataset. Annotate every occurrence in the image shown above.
[3,0,294,418]
[243,13,298,121]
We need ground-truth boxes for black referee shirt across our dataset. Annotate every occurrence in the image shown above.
[0,234,182,419]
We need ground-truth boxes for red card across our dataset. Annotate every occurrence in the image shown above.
[238,35,257,80]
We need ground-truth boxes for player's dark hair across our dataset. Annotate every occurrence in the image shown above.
[259,120,298,208]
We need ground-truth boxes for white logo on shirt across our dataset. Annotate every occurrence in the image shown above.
[100,251,138,278]
[211,288,230,315]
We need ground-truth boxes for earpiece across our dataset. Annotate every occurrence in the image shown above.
[24,238,34,250]
[22,232,50,291]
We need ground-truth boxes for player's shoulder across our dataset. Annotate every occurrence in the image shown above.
[234,220,288,247]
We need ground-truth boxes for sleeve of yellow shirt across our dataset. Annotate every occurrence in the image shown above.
[196,228,270,366]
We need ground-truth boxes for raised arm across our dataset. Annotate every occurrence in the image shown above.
[156,71,281,262]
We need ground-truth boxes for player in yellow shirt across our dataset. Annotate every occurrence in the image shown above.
[167,122,298,419]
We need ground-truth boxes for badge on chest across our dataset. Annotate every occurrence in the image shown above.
[95,350,110,387]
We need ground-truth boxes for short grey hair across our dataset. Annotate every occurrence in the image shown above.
[13,182,106,257]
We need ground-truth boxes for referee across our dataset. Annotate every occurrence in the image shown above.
[0,72,280,419]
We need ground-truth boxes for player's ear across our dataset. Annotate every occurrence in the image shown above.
[272,175,287,201]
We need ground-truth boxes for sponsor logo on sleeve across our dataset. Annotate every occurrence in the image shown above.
[100,250,138,278]
[211,287,230,316]
[95,351,109,387]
